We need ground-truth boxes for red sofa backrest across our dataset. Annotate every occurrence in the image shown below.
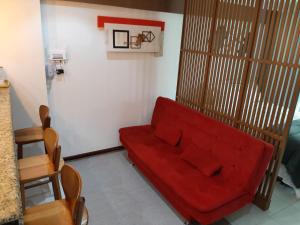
[151,97,273,195]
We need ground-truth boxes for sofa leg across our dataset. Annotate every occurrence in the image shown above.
[184,220,201,225]
[126,156,135,166]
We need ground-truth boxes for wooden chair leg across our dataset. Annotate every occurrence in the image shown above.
[51,175,61,200]
[20,183,25,212]
[17,144,23,159]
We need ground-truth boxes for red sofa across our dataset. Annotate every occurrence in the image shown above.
[119,97,273,225]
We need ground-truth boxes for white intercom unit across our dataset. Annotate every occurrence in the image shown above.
[48,49,67,76]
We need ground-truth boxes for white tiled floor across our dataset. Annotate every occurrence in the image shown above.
[26,151,300,225]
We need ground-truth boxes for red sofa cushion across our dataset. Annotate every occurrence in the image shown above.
[181,144,222,176]
[120,125,181,155]
[154,122,182,146]
[119,125,156,147]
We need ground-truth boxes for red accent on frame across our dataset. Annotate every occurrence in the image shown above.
[97,16,165,31]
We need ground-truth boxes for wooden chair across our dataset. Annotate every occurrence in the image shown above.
[19,128,62,211]
[24,164,89,225]
[14,105,51,159]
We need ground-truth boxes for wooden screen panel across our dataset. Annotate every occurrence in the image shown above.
[177,0,300,210]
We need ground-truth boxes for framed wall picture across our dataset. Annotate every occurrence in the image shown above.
[113,30,129,48]
[98,16,165,53]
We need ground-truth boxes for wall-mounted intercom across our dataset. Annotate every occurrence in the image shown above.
[48,49,68,76]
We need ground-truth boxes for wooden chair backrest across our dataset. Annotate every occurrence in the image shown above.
[61,164,84,225]
[39,105,51,130]
[44,128,60,171]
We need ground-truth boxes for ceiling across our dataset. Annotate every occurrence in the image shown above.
[61,0,184,14]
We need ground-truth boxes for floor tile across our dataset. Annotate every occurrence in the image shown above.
[258,219,281,225]
[291,199,300,210]
[271,205,300,225]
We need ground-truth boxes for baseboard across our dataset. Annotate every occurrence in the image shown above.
[64,146,124,161]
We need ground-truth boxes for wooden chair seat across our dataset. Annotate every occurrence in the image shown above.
[24,200,73,225]
[24,200,89,225]
[14,127,44,144]
[19,155,65,183]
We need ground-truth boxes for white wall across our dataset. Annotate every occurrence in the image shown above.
[0,0,48,129]
[41,1,183,156]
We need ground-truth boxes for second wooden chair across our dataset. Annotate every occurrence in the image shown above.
[19,128,63,210]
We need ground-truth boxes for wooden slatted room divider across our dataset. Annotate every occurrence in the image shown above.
[177,0,300,210]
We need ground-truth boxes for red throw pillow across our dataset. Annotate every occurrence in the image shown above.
[154,122,182,146]
[181,144,222,176]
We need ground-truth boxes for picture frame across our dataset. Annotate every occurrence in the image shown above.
[113,30,129,49]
